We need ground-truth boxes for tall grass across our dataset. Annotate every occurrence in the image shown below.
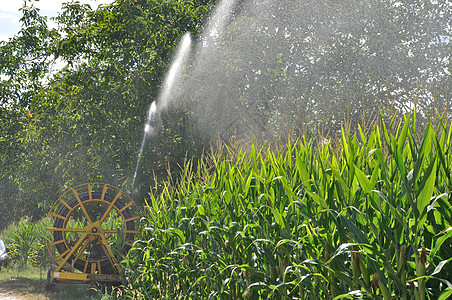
[123,112,452,299]
[1,217,51,271]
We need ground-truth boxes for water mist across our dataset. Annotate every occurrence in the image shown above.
[176,0,450,140]
[131,33,192,188]
[132,0,450,186]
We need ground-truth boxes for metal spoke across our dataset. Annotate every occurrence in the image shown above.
[99,190,121,224]
[46,227,85,232]
[72,188,93,224]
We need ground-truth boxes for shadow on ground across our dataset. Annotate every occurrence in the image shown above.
[0,276,104,300]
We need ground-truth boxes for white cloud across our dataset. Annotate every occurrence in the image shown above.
[0,2,23,14]
[0,33,10,42]
[0,11,20,23]
[0,11,21,41]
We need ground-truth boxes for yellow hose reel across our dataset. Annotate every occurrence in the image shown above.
[46,183,140,286]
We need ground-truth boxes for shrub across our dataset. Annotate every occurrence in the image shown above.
[1,217,51,270]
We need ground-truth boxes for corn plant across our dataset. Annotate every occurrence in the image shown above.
[123,112,452,299]
[1,217,51,270]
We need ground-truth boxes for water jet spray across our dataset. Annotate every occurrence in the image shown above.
[131,33,192,189]
[132,101,158,188]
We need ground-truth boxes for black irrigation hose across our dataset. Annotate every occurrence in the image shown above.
[52,191,135,274]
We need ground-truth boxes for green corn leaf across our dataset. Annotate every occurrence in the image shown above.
[271,281,296,295]
[333,290,368,299]
[271,207,285,229]
[431,227,452,259]
[431,257,452,277]
[366,148,379,159]
[197,204,205,216]
[397,114,410,154]
[419,125,434,162]
[358,124,367,144]
[354,164,373,194]
[295,153,310,186]
[335,242,357,255]
[339,216,369,245]
[446,122,452,152]
[417,158,437,229]
[244,282,269,293]
[380,117,393,154]
[434,134,450,179]
[372,190,403,224]
[165,227,185,243]
[304,189,328,210]
[342,125,350,162]
[370,165,379,188]
[243,173,253,197]
[438,288,452,300]
[327,160,350,195]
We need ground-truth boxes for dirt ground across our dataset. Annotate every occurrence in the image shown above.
[0,276,99,300]
[0,276,48,300]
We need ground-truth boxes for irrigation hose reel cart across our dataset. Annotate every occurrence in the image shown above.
[46,183,141,288]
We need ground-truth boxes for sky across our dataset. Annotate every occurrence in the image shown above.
[0,0,114,41]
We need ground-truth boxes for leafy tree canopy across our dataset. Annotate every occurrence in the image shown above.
[0,0,215,227]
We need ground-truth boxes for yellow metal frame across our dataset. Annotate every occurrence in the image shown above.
[46,183,141,285]
[49,271,121,283]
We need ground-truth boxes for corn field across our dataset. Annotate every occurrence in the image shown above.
[126,113,452,299]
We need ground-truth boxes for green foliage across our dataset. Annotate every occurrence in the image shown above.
[0,2,450,296]
[1,217,51,270]
[124,114,452,299]
[0,0,216,222]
